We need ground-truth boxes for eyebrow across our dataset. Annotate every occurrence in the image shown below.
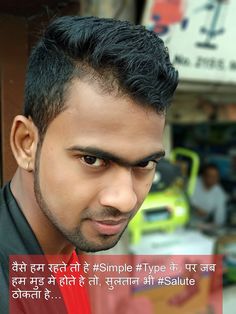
[66,145,165,167]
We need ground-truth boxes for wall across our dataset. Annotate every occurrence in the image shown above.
[0,15,28,184]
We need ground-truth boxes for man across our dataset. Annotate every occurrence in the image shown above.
[0,16,178,313]
[191,163,227,227]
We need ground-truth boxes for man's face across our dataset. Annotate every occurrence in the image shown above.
[203,167,219,189]
[34,80,165,252]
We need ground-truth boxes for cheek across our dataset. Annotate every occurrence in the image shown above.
[37,146,101,222]
[39,153,72,200]
[36,146,83,218]
[39,139,87,193]
[135,172,155,206]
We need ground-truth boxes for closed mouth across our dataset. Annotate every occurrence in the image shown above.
[94,219,127,225]
[89,218,128,235]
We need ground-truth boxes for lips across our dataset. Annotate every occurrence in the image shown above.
[90,218,127,236]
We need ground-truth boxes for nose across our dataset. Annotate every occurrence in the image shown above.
[99,168,138,214]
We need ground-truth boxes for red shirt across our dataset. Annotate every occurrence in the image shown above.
[55,251,91,314]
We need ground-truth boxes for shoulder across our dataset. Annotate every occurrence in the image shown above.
[213,184,227,198]
[0,185,6,208]
[194,177,204,191]
[0,182,14,212]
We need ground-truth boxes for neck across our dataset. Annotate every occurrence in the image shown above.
[10,168,75,257]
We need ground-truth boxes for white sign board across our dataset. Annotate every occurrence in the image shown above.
[143,0,236,83]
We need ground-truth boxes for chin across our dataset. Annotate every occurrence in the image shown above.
[64,231,122,253]
[81,235,121,252]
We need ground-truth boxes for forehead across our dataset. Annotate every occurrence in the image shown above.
[44,80,165,158]
[205,168,219,175]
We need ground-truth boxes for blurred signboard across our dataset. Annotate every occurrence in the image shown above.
[142,0,236,84]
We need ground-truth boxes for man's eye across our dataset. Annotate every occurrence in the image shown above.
[136,160,157,170]
[81,155,106,167]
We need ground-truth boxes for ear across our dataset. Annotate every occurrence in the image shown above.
[10,115,39,172]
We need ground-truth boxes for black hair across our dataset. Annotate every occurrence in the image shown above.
[201,163,220,175]
[24,16,178,137]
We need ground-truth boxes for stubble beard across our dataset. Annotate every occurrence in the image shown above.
[33,144,127,252]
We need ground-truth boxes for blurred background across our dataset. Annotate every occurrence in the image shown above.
[1,0,236,313]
